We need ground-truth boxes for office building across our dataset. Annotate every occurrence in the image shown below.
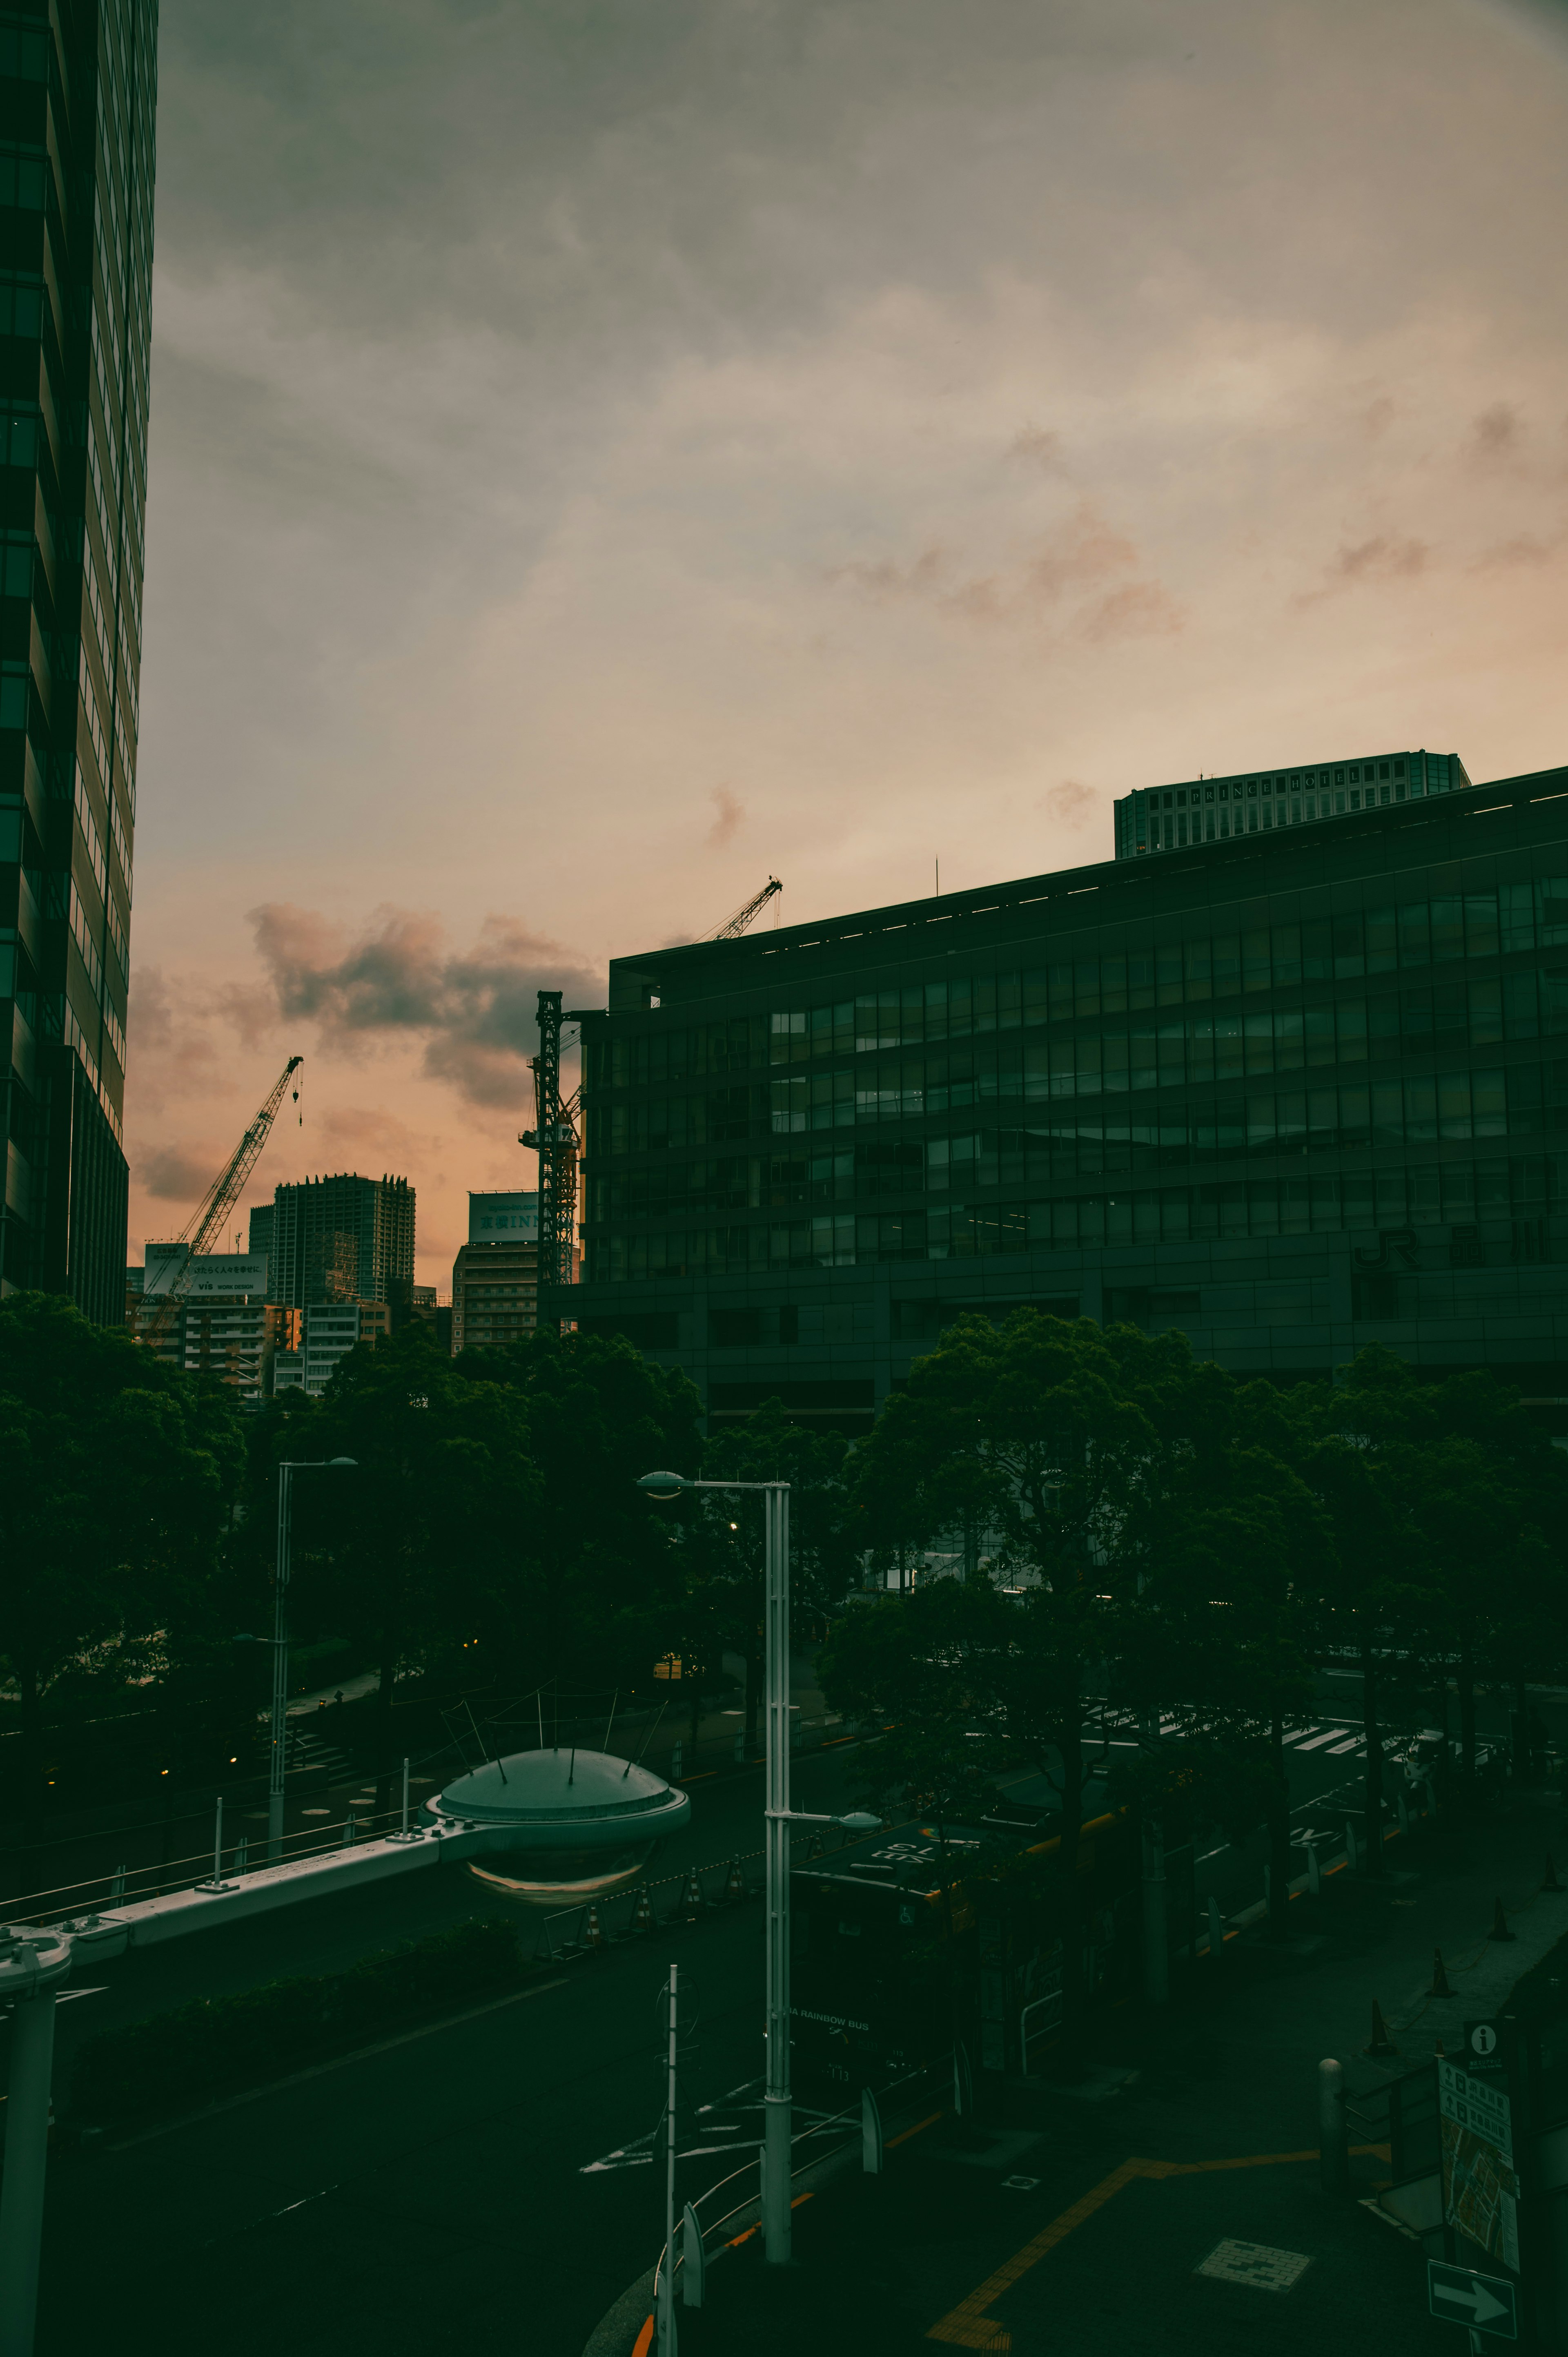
[1113,748,1472,861]
[570,756,1568,1436]
[264,1174,415,1321]
[272,1299,388,1398]
[0,4,158,1320]
[452,1238,538,1353]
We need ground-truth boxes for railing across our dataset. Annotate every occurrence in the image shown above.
[1346,2059,1441,2182]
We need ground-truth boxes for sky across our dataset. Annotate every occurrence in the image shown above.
[127,0,1568,1285]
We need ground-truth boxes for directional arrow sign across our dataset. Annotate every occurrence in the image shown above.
[1427,2260,1517,2340]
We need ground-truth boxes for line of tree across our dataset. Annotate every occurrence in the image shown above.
[817,1312,1568,2044]
[3,1286,1564,1962]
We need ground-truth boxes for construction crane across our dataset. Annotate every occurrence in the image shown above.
[706,875,782,940]
[520,991,579,1315]
[139,1055,303,1351]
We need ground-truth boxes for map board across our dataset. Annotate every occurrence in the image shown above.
[1439,2059,1519,2272]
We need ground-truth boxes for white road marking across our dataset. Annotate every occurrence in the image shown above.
[1295,1730,1350,1751]
[1325,1737,1361,1755]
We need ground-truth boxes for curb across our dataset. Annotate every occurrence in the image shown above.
[581,2266,656,2357]
[577,2092,931,2357]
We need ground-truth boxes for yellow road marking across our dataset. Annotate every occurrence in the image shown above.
[926,2145,1376,2349]
[888,2109,945,2150]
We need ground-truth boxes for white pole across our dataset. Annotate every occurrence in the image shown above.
[268,1465,292,1861]
[0,1929,72,2357]
[212,1794,224,1888]
[763,1480,793,2265]
[659,1963,678,2357]
[401,1755,410,1837]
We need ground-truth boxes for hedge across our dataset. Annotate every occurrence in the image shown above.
[71,1915,528,2124]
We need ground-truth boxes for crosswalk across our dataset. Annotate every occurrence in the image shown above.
[1087,1716,1371,1761]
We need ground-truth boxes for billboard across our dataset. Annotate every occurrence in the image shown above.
[143,1247,270,1298]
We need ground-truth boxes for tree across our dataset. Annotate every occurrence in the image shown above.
[844,1311,1164,2042]
[0,1292,243,1819]
[693,1400,861,1749]
[455,1325,704,1691]
[254,1320,537,1814]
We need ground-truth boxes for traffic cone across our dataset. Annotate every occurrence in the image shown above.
[630,1886,657,1935]
[584,1905,605,1952]
[1432,1947,1453,1998]
[1363,1999,1398,2057]
[1488,1896,1517,1943]
[724,1858,746,1903]
[1546,1855,1564,1893]
[681,1869,705,1921]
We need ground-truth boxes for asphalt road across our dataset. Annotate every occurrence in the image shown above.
[27,1673,1548,2357]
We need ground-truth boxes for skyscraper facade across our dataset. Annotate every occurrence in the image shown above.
[571,757,1568,1438]
[265,1174,415,1322]
[0,2,157,1321]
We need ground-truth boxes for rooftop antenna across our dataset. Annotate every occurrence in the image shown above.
[536,1690,545,1750]
[464,1699,506,1783]
[602,1688,619,1753]
[628,1699,669,1776]
[568,1746,576,1786]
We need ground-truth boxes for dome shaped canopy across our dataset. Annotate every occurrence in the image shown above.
[430,1747,688,1840]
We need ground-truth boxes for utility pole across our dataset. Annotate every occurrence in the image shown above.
[635,1472,881,2271]
[660,1962,679,2357]
[1141,1707,1169,2005]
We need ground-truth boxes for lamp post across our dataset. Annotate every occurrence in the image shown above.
[267,1458,357,1861]
[637,1471,878,2266]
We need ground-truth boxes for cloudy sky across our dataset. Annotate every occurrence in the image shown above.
[128,0,1568,1284]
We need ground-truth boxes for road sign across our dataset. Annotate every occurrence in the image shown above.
[1465,2019,1503,2060]
[1427,2261,1517,2340]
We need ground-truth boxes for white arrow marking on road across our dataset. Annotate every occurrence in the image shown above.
[1434,2281,1510,2324]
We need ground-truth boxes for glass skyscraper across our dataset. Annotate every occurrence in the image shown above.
[0,2,156,1321]
[572,756,1568,1439]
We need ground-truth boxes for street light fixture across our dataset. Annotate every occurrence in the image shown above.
[269,1457,357,1861]
[637,1470,878,2266]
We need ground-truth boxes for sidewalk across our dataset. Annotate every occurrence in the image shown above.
[617,1790,1568,2356]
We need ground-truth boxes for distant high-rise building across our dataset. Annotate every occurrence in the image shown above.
[266,1174,415,1321]
[0,5,159,1321]
[247,1201,274,1293]
[1112,748,1472,860]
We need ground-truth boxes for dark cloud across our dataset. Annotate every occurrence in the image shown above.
[1042,779,1096,825]
[140,1140,226,1202]
[831,503,1177,639]
[706,786,744,849]
[1468,401,1521,460]
[1009,424,1067,473]
[247,905,603,1108]
[1297,533,1430,603]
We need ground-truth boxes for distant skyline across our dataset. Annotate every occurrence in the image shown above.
[129,0,1568,1284]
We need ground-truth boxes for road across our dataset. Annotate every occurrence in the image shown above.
[27,1670,1549,2357]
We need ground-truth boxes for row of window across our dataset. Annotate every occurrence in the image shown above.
[584,1153,1567,1281]
[592,879,1568,1090]
[1144,779,1403,849]
[586,1066,1567,1221]
[1140,757,1410,809]
[589,973,1568,1154]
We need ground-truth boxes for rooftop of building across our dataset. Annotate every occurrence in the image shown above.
[600,756,1568,1014]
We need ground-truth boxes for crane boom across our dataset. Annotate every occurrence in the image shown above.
[140,1055,303,1347]
[708,875,782,940]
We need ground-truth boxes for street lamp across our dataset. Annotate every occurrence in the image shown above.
[637,1471,879,2268]
[267,1458,357,1861]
